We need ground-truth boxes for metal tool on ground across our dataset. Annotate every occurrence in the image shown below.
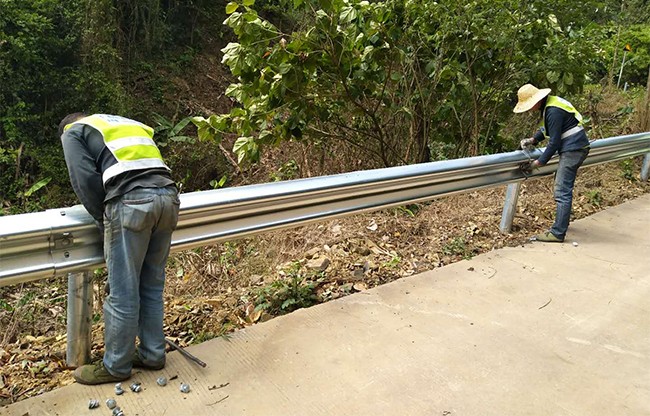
[165,338,207,368]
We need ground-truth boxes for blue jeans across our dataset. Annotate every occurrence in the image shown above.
[550,149,589,239]
[102,186,179,377]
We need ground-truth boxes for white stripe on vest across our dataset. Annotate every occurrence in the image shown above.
[105,136,159,152]
[102,158,168,184]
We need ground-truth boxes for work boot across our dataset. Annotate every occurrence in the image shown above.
[533,231,564,243]
[73,361,130,385]
[132,352,165,371]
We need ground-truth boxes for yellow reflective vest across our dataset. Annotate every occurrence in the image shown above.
[539,96,584,140]
[65,114,170,184]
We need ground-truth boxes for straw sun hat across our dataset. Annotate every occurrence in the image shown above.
[513,84,551,113]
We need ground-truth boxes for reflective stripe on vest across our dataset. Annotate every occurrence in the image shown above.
[65,114,169,184]
[539,96,584,140]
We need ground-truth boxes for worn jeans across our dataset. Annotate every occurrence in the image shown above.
[550,148,589,239]
[102,186,179,377]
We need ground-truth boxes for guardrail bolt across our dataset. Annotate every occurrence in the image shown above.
[88,399,99,409]
[106,398,117,409]
[180,383,191,393]
[64,251,70,258]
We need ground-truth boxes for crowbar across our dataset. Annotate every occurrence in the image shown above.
[165,338,207,368]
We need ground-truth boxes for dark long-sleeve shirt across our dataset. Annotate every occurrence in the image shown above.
[532,106,590,165]
[61,123,175,222]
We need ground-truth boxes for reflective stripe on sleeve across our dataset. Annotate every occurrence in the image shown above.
[560,126,584,140]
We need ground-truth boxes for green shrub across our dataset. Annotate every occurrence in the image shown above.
[620,159,636,181]
[254,262,321,315]
[443,236,473,259]
[586,189,603,207]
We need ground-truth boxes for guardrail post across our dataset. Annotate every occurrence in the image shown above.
[642,153,650,182]
[499,182,522,234]
[66,271,93,367]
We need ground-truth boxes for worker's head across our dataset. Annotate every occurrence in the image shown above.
[513,84,551,113]
[58,113,86,138]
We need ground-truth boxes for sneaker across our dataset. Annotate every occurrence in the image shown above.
[533,231,564,243]
[133,352,165,371]
[73,362,130,385]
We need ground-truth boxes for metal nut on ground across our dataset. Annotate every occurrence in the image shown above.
[106,398,117,409]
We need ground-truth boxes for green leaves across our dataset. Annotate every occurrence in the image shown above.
[225,83,245,102]
[563,72,574,86]
[225,2,239,14]
[198,0,617,166]
[546,70,560,83]
[233,136,259,163]
[221,42,246,75]
[253,262,321,316]
[152,113,195,147]
[191,115,229,143]
[23,177,51,198]
[339,6,358,24]
[225,0,255,15]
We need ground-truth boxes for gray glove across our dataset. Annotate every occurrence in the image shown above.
[519,160,541,176]
[519,160,534,175]
[519,138,536,150]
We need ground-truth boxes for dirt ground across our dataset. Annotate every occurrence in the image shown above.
[0,157,648,406]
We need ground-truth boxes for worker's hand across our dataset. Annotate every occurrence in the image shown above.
[519,159,540,176]
[519,138,536,150]
[519,161,533,175]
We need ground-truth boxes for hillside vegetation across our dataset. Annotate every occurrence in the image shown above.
[1,0,649,211]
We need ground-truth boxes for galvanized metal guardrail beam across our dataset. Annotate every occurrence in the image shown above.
[1,132,648,367]
[2,133,649,287]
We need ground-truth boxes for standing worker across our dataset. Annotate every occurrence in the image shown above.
[59,113,180,384]
[514,84,590,242]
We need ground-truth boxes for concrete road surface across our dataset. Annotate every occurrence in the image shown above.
[2,194,649,416]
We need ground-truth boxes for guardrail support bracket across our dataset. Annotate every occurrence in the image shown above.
[642,153,650,182]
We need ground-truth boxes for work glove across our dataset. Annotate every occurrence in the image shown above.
[519,138,536,150]
[519,160,540,176]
